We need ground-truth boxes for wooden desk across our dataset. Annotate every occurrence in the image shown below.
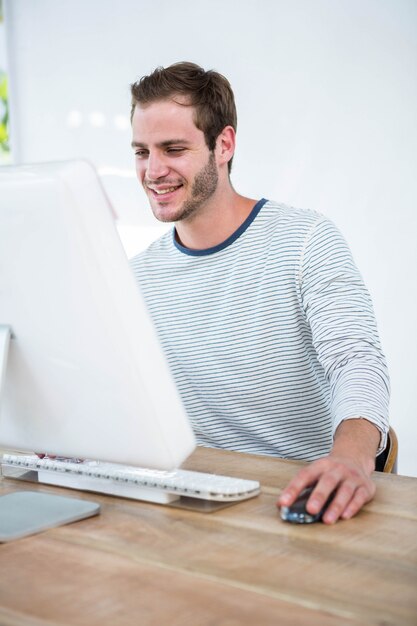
[1,447,416,626]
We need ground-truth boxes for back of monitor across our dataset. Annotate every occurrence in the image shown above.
[0,160,195,469]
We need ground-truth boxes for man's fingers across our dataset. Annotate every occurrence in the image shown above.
[278,463,324,506]
[340,483,376,521]
[306,465,366,515]
[305,476,352,516]
[319,481,358,523]
[278,458,345,508]
[321,479,375,524]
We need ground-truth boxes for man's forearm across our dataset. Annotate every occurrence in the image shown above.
[331,418,381,474]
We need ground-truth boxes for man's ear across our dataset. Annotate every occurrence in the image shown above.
[216,126,236,168]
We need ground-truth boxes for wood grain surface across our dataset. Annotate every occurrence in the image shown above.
[1,447,416,626]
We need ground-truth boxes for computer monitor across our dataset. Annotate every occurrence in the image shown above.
[0,160,196,470]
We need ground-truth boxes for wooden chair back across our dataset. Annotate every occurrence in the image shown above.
[375,426,398,473]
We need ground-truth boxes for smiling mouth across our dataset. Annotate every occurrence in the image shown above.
[147,184,183,196]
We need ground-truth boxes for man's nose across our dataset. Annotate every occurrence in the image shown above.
[146,152,170,180]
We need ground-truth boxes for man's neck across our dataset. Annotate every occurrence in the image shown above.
[175,187,257,251]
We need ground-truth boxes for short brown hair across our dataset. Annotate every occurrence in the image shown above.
[130,62,237,173]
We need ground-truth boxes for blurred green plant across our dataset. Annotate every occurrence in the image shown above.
[0,71,9,154]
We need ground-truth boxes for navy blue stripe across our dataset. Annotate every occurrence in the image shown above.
[172,198,268,256]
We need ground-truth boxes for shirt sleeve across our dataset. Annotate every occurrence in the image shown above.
[298,216,390,453]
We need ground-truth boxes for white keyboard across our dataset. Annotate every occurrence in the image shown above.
[1,454,261,505]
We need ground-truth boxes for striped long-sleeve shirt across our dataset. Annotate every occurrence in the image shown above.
[130,199,389,461]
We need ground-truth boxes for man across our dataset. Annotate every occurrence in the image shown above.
[129,62,390,524]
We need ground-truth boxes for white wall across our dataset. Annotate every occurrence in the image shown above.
[4,0,417,475]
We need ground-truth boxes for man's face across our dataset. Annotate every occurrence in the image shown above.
[131,99,219,223]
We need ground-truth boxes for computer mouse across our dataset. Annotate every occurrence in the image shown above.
[279,485,336,524]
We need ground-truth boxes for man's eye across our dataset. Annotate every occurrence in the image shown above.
[135,150,148,158]
[167,148,185,154]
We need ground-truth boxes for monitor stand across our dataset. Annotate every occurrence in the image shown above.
[0,491,100,542]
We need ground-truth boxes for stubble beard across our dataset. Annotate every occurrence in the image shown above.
[153,152,219,223]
